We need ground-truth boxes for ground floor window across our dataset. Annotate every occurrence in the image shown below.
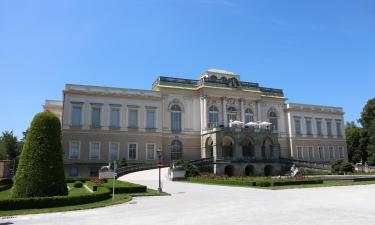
[90,167,99,177]
[171,140,183,161]
[69,167,78,177]
[297,146,303,159]
[338,146,344,159]
[318,146,324,160]
[146,143,156,160]
[128,143,138,160]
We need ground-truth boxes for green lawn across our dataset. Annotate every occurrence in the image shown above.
[0,180,167,216]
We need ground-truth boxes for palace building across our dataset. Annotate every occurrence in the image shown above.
[44,69,347,177]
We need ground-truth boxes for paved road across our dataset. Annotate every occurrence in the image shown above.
[4,168,375,225]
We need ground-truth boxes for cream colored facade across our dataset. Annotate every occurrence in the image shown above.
[45,69,347,177]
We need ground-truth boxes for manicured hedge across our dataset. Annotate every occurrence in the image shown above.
[272,179,323,186]
[0,184,12,192]
[0,187,110,210]
[188,177,256,186]
[256,181,271,187]
[101,180,147,193]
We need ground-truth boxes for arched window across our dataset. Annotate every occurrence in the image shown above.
[245,108,254,123]
[171,140,183,160]
[227,106,237,122]
[269,111,278,131]
[171,104,182,132]
[208,105,219,127]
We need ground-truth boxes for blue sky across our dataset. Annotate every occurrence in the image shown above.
[0,0,374,138]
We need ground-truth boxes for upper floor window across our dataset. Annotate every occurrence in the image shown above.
[269,111,278,131]
[327,120,332,136]
[128,143,138,160]
[128,109,138,128]
[91,106,101,128]
[146,110,156,129]
[306,119,312,136]
[295,119,302,135]
[208,105,219,126]
[110,108,120,128]
[109,142,119,161]
[71,105,82,126]
[336,122,342,137]
[227,107,237,122]
[89,142,100,160]
[171,105,182,132]
[245,108,254,123]
[69,141,80,159]
[316,120,322,136]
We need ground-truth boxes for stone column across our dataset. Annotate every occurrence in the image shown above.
[203,95,208,130]
[200,96,204,131]
[222,97,227,126]
[256,100,262,122]
[240,98,245,123]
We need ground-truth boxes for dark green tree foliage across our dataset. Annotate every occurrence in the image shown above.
[12,111,68,197]
[174,160,200,177]
[0,131,19,160]
[359,98,375,164]
[331,160,354,174]
[345,122,365,163]
[119,158,128,168]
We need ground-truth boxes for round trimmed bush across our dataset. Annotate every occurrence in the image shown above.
[11,111,68,198]
[73,181,83,188]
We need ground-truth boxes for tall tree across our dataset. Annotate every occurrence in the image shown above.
[12,111,68,197]
[0,131,19,160]
[345,122,363,163]
[359,98,375,164]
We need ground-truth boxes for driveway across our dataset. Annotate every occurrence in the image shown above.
[4,168,375,225]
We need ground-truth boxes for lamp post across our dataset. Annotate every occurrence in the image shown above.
[156,147,163,193]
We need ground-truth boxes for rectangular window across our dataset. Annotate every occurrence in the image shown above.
[327,121,332,136]
[128,109,138,128]
[297,146,303,159]
[316,120,322,136]
[146,110,156,129]
[109,142,119,161]
[146,143,156,160]
[306,120,312,136]
[227,114,237,123]
[110,108,120,128]
[245,115,254,123]
[128,143,138,160]
[295,119,302,135]
[336,122,342,137]
[318,146,324,160]
[71,106,82,126]
[91,107,101,128]
[338,146,344,159]
[308,146,314,160]
[270,118,278,131]
[171,111,182,132]
[329,146,334,159]
[90,167,99,177]
[69,167,78,177]
[69,141,80,159]
[89,142,100,160]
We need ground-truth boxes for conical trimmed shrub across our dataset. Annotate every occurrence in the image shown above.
[12,111,68,197]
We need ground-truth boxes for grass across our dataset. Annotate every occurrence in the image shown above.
[0,180,167,217]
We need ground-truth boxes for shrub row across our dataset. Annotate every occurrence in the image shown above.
[0,187,110,210]
[66,177,91,183]
[0,184,12,192]
[188,177,256,186]
[272,179,323,186]
[100,180,147,193]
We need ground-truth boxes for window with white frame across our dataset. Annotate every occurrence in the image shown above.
[208,105,219,127]
[110,107,120,128]
[69,167,78,177]
[297,146,303,159]
[308,146,314,160]
[109,142,119,161]
[269,111,278,131]
[128,143,138,160]
[318,146,324,160]
[91,106,101,128]
[338,146,344,159]
[69,141,80,159]
[171,105,182,132]
[128,109,138,128]
[146,110,156,129]
[295,118,302,135]
[327,120,332,136]
[89,142,100,160]
[306,119,312,136]
[245,108,254,123]
[71,105,82,126]
[316,120,323,136]
[336,122,342,137]
[146,143,156,160]
[329,146,334,159]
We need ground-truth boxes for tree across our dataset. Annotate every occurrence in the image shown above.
[119,158,128,168]
[359,98,375,165]
[11,111,68,197]
[0,131,19,160]
[345,122,365,163]
[331,160,354,174]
